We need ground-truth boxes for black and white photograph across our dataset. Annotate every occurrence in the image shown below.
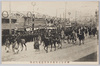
[1,1,99,64]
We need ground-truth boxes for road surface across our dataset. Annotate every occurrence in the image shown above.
[2,35,98,63]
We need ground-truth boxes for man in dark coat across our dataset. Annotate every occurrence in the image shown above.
[78,27,85,45]
[92,27,97,37]
[34,38,40,51]
[88,27,92,38]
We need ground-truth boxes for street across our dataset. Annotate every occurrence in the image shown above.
[2,35,98,63]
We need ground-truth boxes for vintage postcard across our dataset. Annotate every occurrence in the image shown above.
[1,1,99,64]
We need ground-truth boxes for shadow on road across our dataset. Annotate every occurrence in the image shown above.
[75,52,97,62]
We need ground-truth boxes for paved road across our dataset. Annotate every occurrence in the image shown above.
[2,35,98,63]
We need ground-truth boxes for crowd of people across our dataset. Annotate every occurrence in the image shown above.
[4,24,98,54]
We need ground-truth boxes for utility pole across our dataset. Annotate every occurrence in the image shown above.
[65,2,67,21]
[95,10,98,27]
[31,2,36,32]
[9,2,12,35]
[68,12,71,23]
[63,12,64,19]
[60,14,61,19]
[75,11,77,23]
[31,2,36,13]
[56,9,57,18]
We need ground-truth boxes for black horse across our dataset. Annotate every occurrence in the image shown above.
[77,27,85,45]
[16,34,27,51]
[42,29,61,53]
[92,27,97,37]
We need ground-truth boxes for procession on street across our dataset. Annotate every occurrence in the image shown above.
[1,1,99,64]
[4,21,98,54]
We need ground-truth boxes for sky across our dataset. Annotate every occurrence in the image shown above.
[2,1,99,19]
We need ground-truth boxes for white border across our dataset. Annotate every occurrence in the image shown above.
[0,0,100,65]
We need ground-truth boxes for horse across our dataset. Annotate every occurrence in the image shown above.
[42,35,52,53]
[61,29,65,44]
[88,27,92,38]
[71,30,77,44]
[41,30,57,53]
[54,30,62,49]
[65,27,73,44]
[16,34,27,51]
[12,39,19,54]
[77,27,85,45]
[92,27,97,37]
[84,26,88,36]
[5,35,18,53]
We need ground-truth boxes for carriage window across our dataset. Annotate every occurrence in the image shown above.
[2,19,9,23]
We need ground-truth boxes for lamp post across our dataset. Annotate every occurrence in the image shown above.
[31,2,36,32]
[95,10,98,26]
[31,2,36,13]
[9,2,12,35]
[68,12,71,23]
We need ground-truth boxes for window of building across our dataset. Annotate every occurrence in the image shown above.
[2,18,17,23]
[11,19,17,23]
[2,19,9,23]
[2,29,9,35]
[11,29,15,34]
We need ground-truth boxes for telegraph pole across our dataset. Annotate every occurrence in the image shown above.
[60,14,61,19]
[65,2,66,19]
[9,2,12,35]
[63,12,64,19]
[56,9,57,18]
[31,2,36,32]
[75,11,77,22]
[95,10,98,27]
